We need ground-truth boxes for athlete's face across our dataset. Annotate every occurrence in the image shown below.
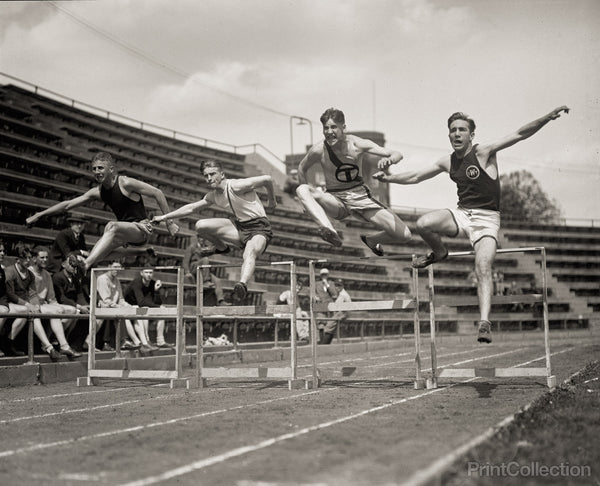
[322,118,345,146]
[448,120,474,152]
[203,167,224,188]
[91,160,114,184]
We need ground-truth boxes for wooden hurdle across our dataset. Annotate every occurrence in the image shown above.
[308,257,419,388]
[194,260,316,390]
[77,266,196,389]
[415,246,557,390]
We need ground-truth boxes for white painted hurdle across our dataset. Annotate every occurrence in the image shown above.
[77,266,194,389]
[415,246,557,390]
[308,256,419,388]
[194,260,316,390]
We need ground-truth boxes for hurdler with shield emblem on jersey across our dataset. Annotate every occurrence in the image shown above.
[296,108,412,256]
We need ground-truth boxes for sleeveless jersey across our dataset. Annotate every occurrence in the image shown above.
[321,138,364,191]
[449,145,500,211]
[100,176,147,222]
[207,180,266,222]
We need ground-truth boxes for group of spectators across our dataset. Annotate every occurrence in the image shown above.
[274,267,352,345]
[0,215,173,360]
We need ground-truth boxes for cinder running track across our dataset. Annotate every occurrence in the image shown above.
[0,331,597,486]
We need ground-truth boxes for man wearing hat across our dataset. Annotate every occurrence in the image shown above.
[47,214,89,274]
[315,268,338,343]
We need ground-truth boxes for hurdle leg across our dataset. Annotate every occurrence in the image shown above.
[426,266,438,389]
[412,260,425,390]
[540,248,556,389]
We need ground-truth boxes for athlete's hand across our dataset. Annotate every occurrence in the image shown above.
[549,106,570,120]
[166,220,179,236]
[372,171,390,182]
[151,215,164,225]
[266,198,277,211]
[25,214,39,228]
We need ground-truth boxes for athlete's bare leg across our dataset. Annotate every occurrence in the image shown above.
[415,209,459,257]
[239,235,268,285]
[194,218,240,252]
[474,237,497,322]
[361,208,412,247]
[85,221,148,270]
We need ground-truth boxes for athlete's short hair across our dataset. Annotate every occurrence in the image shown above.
[447,112,476,132]
[320,108,345,126]
[91,152,114,167]
[200,159,223,173]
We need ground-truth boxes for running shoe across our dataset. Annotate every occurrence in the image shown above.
[318,227,343,247]
[233,282,248,302]
[477,320,493,344]
[360,235,384,256]
[412,250,449,269]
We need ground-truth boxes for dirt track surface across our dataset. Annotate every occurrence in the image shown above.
[0,332,598,486]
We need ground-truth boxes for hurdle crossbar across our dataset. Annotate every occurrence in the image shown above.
[77,266,193,389]
[417,246,556,390]
[194,260,315,390]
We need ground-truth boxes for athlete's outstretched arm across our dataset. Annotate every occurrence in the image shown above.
[25,187,100,226]
[152,199,211,224]
[297,146,322,185]
[373,156,449,184]
[483,106,570,155]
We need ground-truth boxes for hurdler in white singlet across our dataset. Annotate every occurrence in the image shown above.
[205,180,266,222]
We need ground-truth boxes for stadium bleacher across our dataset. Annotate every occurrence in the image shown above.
[0,80,598,356]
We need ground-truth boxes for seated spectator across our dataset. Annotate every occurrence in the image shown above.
[322,279,352,345]
[96,260,145,352]
[183,237,230,306]
[315,268,338,343]
[275,281,309,342]
[47,214,89,274]
[4,243,63,361]
[28,246,81,358]
[124,264,173,349]
[467,270,478,288]
[492,270,505,296]
[52,253,97,351]
[0,240,9,357]
[283,169,300,197]
[506,281,525,312]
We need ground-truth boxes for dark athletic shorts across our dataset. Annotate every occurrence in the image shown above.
[234,217,273,249]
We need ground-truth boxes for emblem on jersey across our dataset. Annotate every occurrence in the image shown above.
[466,165,480,180]
[335,163,360,183]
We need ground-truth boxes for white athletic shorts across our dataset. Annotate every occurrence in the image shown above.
[449,206,500,247]
[328,184,386,220]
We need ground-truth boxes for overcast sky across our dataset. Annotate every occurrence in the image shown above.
[1,0,599,221]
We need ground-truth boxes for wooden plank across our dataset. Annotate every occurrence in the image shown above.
[95,306,196,318]
[201,367,294,379]
[437,367,548,378]
[313,299,415,313]
[434,294,543,307]
[88,369,179,379]
[200,304,292,317]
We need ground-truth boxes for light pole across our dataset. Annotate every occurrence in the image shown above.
[289,116,314,155]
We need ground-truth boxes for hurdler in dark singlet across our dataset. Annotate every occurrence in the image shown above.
[100,175,148,222]
[449,145,500,211]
